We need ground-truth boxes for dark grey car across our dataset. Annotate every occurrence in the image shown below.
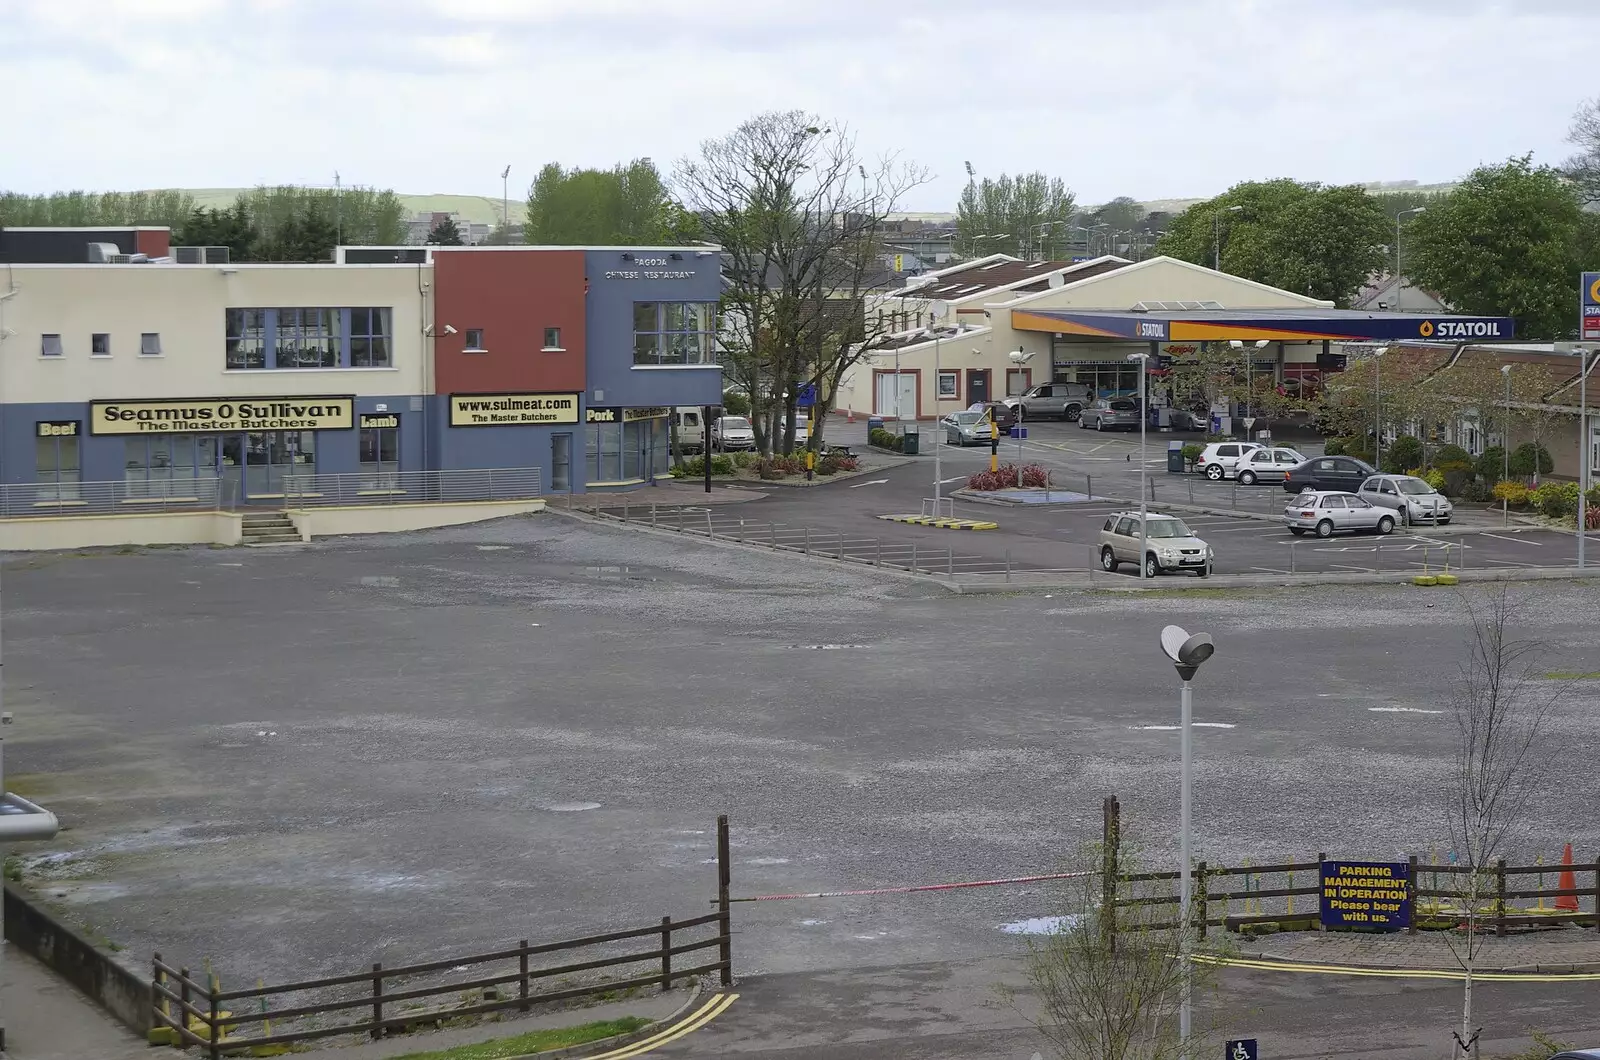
[1077,398,1142,431]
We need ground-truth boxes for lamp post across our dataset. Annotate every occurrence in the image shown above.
[1372,346,1389,470]
[931,301,948,511]
[1010,349,1036,487]
[1213,205,1243,271]
[500,165,512,244]
[1158,624,1217,1060]
[1129,352,1150,577]
[1394,207,1426,310]
[1500,365,1512,487]
[1579,345,1591,569]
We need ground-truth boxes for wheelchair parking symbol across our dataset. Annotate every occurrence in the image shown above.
[1227,1039,1260,1060]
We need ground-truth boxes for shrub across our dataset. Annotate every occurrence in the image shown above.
[1181,443,1203,467]
[1431,444,1472,472]
[1509,442,1553,478]
[672,455,734,478]
[1421,468,1447,492]
[730,451,755,469]
[1384,435,1424,474]
[1530,481,1580,519]
[818,454,859,475]
[720,390,751,416]
[1588,506,1600,531]
[1475,446,1505,484]
[1459,479,1492,503]
[1492,481,1530,508]
[868,427,903,452]
[1322,438,1346,456]
[966,463,1050,491]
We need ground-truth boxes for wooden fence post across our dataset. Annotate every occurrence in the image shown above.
[1495,859,1507,937]
[208,976,221,1060]
[1316,851,1327,931]
[660,916,673,990]
[179,967,192,1046]
[1407,855,1419,935]
[371,963,384,1039]
[519,940,530,1013]
[1593,860,1600,932]
[1195,861,1208,939]
[717,814,733,987]
[1102,796,1119,949]
[152,954,167,1036]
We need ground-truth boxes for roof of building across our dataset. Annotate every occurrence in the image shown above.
[1328,341,1596,408]
[889,255,1132,303]
[1010,307,1517,343]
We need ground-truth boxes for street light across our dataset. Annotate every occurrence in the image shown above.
[1394,207,1426,310]
[501,165,512,244]
[1213,205,1243,271]
[1371,346,1389,470]
[1158,623,1217,1060]
[1500,365,1512,490]
[1129,351,1150,577]
[931,301,949,512]
[1010,349,1036,486]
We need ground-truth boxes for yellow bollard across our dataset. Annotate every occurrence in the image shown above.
[1437,544,1459,586]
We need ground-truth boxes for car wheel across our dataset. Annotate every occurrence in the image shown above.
[1205,464,1224,481]
[1100,546,1118,573]
[1376,515,1395,535]
[1096,419,1105,431]
[1144,553,1160,579]
[1289,527,1306,536]
[1065,405,1082,422]
[1078,417,1088,429]
[1014,406,1025,423]
[1196,563,1211,578]
[1316,519,1334,538]
[1238,470,1257,485]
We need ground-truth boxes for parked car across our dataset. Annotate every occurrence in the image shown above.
[942,409,999,446]
[1098,511,1214,578]
[975,401,1020,432]
[710,416,756,451]
[1233,446,1306,485]
[1357,474,1453,526]
[1283,491,1396,538]
[1547,1050,1600,1059]
[1283,455,1379,494]
[1004,382,1096,422]
[671,407,705,453]
[1078,398,1143,431]
[1196,441,1263,481]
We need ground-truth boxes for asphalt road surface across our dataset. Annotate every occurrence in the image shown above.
[6,515,1598,995]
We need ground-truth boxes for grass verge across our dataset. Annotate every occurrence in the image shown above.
[385,1016,650,1060]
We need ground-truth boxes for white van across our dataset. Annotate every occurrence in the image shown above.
[672,407,705,454]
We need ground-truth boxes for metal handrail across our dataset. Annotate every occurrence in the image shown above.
[281,468,542,507]
[0,477,223,517]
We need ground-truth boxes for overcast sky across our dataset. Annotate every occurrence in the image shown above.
[4,0,1593,211]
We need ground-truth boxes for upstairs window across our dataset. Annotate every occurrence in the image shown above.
[226,309,267,369]
[633,302,715,365]
[141,333,163,356]
[349,308,392,367]
[40,333,63,358]
[274,308,341,368]
[225,308,394,369]
[91,333,111,357]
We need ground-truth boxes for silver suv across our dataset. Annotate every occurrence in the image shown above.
[1098,511,1214,578]
[1007,382,1095,422]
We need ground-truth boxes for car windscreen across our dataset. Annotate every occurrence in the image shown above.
[721,417,751,429]
[1144,519,1193,539]
[953,411,984,424]
[1396,479,1436,495]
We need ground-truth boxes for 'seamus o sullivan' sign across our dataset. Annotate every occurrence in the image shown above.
[90,397,355,435]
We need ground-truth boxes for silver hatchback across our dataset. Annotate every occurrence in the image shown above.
[1284,491,1397,538]
[1357,474,1454,525]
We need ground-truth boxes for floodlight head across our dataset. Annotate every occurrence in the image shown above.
[1160,624,1216,680]
[1009,348,1035,364]
[1500,364,1512,375]
[1229,339,1244,349]
[1255,340,1269,348]
[1127,351,1148,363]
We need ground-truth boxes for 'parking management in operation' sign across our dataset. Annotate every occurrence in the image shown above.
[1583,272,1600,341]
[1319,860,1411,931]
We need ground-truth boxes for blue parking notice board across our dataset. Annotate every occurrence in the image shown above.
[1320,860,1411,931]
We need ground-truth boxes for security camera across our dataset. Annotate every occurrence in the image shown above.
[1,712,13,725]
[443,325,458,335]
[1160,624,1215,680]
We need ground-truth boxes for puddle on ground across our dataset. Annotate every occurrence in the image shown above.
[542,801,602,812]
[583,566,657,583]
[476,545,511,551]
[1000,914,1087,935]
[359,575,400,588]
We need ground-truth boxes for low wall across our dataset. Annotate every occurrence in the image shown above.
[0,510,241,551]
[287,498,546,539]
[5,883,151,1035]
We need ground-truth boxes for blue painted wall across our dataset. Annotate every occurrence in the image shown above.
[426,395,575,495]
[583,249,723,408]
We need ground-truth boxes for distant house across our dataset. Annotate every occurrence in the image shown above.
[1352,274,1449,314]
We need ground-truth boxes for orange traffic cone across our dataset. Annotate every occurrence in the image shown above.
[1556,843,1580,912]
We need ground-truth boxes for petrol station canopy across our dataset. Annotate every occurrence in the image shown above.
[1010,307,1517,344]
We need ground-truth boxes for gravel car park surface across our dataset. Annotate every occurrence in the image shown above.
[6,514,1600,991]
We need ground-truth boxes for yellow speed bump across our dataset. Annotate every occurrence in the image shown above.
[1192,953,1600,982]
[877,515,997,531]
[586,992,739,1059]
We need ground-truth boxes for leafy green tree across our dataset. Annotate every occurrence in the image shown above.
[1154,180,1387,305]
[427,216,464,245]
[0,188,196,228]
[240,185,406,248]
[955,166,1076,259]
[1406,155,1592,340]
[173,203,259,260]
[524,158,678,245]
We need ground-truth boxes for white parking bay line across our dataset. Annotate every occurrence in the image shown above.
[1250,566,1290,574]
[1479,532,1542,546]
[1330,563,1376,573]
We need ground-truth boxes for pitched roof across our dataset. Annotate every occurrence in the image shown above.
[892,255,1133,303]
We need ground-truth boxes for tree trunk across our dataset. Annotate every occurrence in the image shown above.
[1461,916,1474,1059]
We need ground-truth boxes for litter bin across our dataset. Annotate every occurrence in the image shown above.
[867,416,884,436]
[901,424,920,455]
[1167,440,1186,474]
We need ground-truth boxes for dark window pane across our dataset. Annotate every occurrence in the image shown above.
[350,337,371,366]
[634,302,658,332]
[633,333,660,364]
[369,336,389,366]
[350,308,370,334]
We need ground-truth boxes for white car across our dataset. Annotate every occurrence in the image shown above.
[1284,491,1396,538]
[1233,446,1307,486]
[710,416,756,451]
[1358,474,1453,525]
[1198,441,1264,481]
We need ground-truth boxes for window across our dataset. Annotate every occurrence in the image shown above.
[140,332,162,356]
[274,308,340,368]
[552,433,573,492]
[1217,445,1237,457]
[632,302,715,365]
[359,423,400,489]
[1114,517,1135,536]
[122,437,217,498]
[543,327,563,351]
[226,309,267,369]
[1006,368,1030,397]
[937,370,959,399]
[36,433,80,501]
[464,328,485,352]
[40,333,62,358]
[349,308,392,367]
[91,333,111,357]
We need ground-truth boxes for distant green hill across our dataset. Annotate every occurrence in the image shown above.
[162,188,524,226]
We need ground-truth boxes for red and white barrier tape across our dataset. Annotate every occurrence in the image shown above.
[727,869,1097,903]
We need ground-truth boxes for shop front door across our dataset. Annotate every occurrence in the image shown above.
[221,431,315,503]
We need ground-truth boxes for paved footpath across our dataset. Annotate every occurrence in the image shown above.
[1236,925,1600,972]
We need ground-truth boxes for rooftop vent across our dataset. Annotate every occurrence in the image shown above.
[86,242,120,263]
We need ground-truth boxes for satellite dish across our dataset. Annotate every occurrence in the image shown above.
[928,299,948,322]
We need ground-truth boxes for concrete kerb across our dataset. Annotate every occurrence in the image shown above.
[1232,947,1600,976]
[516,980,704,1060]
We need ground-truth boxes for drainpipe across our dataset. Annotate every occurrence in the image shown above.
[417,258,432,473]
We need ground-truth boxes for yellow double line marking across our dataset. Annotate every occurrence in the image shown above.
[587,992,739,1058]
[1194,953,1600,983]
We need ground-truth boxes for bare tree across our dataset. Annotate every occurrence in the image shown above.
[1442,583,1559,1059]
[1010,835,1218,1060]
[1563,94,1600,205]
[675,111,929,456]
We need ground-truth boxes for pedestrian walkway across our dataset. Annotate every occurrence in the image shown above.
[2,949,147,1060]
[1231,926,1600,972]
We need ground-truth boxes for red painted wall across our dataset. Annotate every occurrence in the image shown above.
[135,228,171,258]
[432,249,587,394]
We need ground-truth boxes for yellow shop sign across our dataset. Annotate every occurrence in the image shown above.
[91,397,355,435]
